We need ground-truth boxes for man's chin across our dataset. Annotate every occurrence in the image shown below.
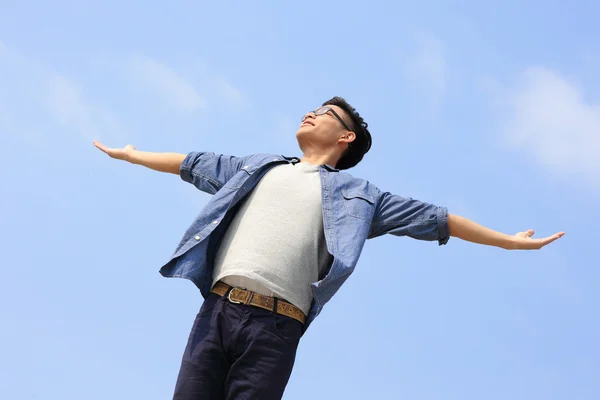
[296,123,314,134]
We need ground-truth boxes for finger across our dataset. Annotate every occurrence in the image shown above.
[539,233,565,247]
[546,232,566,242]
[93,141,110,154]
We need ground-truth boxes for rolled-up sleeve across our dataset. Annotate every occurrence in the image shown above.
[368,191,450,245]
[180,151,251,194]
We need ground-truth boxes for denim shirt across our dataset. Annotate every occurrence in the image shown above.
[159,152,450,331]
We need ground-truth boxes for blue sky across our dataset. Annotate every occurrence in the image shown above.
[1,1,599,399]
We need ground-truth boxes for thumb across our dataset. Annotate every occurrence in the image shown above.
[516,229,535,238]
[526,229,535,237]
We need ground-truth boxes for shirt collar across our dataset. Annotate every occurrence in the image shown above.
[280,155,339,172]
[281,155,300,163]
[321,164,339,172]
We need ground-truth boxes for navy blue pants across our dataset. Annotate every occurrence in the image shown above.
[172,291,303,399]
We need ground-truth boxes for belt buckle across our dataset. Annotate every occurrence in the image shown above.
[227,288,242,304]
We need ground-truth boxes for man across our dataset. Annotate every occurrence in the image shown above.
[94,96,564,399]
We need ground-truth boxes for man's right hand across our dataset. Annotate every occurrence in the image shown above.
[93,141,186,175]
[93,141,136,162]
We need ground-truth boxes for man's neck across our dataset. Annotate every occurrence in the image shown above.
[299,151,339,168]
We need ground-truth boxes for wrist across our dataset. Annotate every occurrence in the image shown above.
[504,235,518,250]
[126,150,140,164]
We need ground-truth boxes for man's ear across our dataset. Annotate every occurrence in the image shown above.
[338,131,356,145]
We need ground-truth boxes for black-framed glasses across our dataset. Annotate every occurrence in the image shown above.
[302,106,353,132]
[303,106,372,153]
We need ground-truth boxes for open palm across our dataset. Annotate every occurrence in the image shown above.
[513,229,565,250]
[93,141,136,161]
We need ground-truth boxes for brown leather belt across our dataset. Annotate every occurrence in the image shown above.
[211,281,306,325]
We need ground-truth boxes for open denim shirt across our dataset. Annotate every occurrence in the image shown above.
[160,152,450,331]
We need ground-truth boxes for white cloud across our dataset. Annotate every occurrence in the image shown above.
[44,75,127,142]
[126,55,206,114]
[215,77,244,106]
[407,32,446,107]
[0,42,126,145]
[492,67,600,185]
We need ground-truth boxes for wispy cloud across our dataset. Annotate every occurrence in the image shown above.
[0,41,126,145]
[214,76,244,106]
[126,54,206,114]
[406,31,446,108]
[44,75,127,141]
[489,67,600,186]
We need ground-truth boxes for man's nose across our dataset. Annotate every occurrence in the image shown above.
[302,111,316,121]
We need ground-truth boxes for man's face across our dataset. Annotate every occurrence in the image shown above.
[296,105,355,151]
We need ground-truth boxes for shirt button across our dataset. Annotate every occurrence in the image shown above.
[242,166,248,169]
[273,158,279,161]
[212,220,219,224]
[194,235,200,240]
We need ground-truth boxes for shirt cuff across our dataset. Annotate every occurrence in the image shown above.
[436,206,450,245]
[179,152,198,184]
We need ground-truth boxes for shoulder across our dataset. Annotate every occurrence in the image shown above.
[334,170,380,190]
[246,153,286,163]
[239,153,283,169]
[332,170,383,202]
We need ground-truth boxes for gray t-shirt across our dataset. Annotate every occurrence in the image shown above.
[212,162,333,315]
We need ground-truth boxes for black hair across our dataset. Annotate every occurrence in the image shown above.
[322,96,372,170]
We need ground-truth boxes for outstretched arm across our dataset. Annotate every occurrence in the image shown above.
[448,214,565,250]
[93,141,253,194]
[93,141,186,174]
[368,191,564,250]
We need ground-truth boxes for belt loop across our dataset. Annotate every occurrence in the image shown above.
[224,286,233,298]
[272,297,278,314]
